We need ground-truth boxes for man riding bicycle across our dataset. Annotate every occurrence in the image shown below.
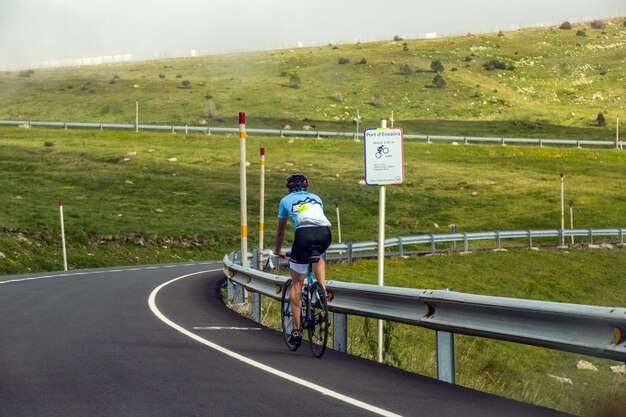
[273,173,332,348]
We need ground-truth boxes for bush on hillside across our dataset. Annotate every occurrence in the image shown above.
[596,112,606,127]
[158,73,165,79]
[590,20,606,29]
[576,29,586,37]
[559,21,572,30]
[399,64,412,75]
[338,57,350,65]
[289,73,301,88]
[482,59,514,71]
[18,69,34,77]
[393,35,403,41]
[497,30,504,37]
[358,58,367,65]
[623,20,626,27]
[181,80,191,89]
[433,74,447,88]
[402,43,409,52]
[206,101,217,118]
[431,59,444,73]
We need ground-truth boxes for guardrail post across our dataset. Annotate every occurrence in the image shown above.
[398,236,404,257]
[347,242,353,264]
[577,140,581,149]
[620,228,624,245]
[464,136,468,145]
[528,230,533,248]
[251,249,261,322]
[207,127,211,136]
[496,231,501,250]
[501,137,505,146]
[228,251,245,303]
[430,234,436,254]
[539,139,543,147]
[100,123,103,131]
[588,229,593,245]
[436,289,456,384]
[427,135,431,144]
[463,232,469,253]
[171,125,175,134]
[333,313,348,353]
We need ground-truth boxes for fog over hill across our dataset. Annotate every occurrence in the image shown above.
[1,0,626,70]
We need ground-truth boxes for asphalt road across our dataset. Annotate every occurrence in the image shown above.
[0,262,571,416]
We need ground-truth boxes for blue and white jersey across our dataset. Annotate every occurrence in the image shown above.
[278,191,331,229]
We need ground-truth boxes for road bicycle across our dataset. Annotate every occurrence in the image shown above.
[375,145,389,158]
[280,246,329,358]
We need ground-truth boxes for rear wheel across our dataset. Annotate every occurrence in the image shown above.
[308,282,329,358]
[280,279,299,351]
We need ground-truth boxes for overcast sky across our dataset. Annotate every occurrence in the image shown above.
[1,0,625,70]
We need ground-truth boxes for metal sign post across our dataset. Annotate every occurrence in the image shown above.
[363,121,404,363]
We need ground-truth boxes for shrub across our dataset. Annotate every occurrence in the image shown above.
[482,59,514,71]
[431,60,444,73]
[338,57,350,65]
[158,73,165,79]
[181,80,191,89]
[18,69,34,77]
[207,101,217,118]
[433,74,447,88]
[371,95,384,108]
[623,20,626,27]
[400,64,412,75]
[559,21,572,30]
[330,91,343,102]
[590,20,606,29]
[175,74,182,78]
[358,58,367,65]
[289,74,301,88]
[576,29,586,37]
[402,43,409,52]
[393,35,403,41]
[464,56,473,62]
[497,30,504,37]
[596,112,606,127]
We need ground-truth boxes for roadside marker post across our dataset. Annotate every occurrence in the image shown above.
[364,119,404,363]
[59,201,68,271]
[239,112,248,268]
[335,203,342,244]
[259,147,265,270]
[560,173,565,247]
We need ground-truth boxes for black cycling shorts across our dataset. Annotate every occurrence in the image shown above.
[289,226,332,265]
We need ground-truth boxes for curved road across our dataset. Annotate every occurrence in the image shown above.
[0,262,570,416]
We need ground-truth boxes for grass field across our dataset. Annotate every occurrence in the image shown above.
[1,17,625,417]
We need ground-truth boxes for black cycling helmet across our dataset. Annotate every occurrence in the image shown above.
[286,173,309,192]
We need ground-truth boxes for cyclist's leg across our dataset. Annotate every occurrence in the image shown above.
[312,257,326,288]
[289,228,310,332]
[312,225,332,289]
[289,269,305,330]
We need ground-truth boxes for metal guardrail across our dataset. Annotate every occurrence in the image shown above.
[276,228,625,261]
[223,253,626,364]
[222,227,626,383]
[2,119,623,150]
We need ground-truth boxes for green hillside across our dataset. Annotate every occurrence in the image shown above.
[1,18,625,138]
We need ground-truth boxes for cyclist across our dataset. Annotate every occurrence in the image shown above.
[273,173,332,348]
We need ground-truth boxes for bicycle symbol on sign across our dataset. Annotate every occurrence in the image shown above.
[375,145,390,159]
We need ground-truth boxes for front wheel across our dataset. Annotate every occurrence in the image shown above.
[308,282,329,358]
[280,279,299,351]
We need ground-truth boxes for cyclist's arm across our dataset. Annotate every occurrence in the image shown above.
[274,217,288,257]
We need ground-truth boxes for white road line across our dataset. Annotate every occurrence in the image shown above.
[148,270,403,417]
[193,327,262,331]
[0,262,215,285]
